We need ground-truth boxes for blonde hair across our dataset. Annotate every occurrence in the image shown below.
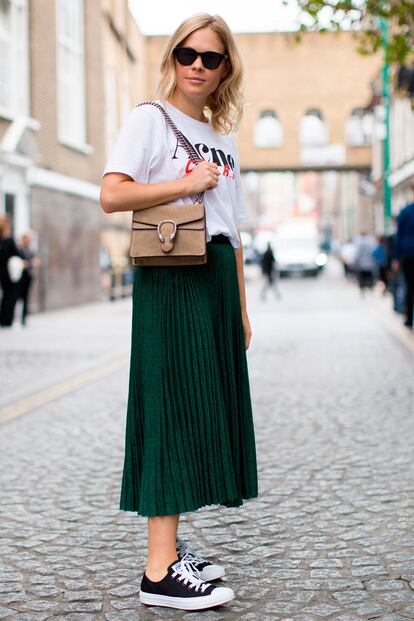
[158,14,244,134]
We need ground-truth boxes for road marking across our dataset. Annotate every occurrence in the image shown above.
[0,355,129,426]
[369,307,414,356]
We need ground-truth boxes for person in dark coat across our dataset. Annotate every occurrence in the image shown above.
[353,231,377,294]
[387,217,406,313]
[392,183,414,328]
[373,235,390,294]
[260,242,281,300]
[0,216,24,327]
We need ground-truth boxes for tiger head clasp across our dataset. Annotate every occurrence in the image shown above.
[157,220,177,253]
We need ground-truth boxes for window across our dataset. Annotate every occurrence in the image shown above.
[299,109,328,147]
[56,0,86,148]
[0,0,10,110]
[254,110,283,148]
[0,0,29,115]
[346,107,373,147]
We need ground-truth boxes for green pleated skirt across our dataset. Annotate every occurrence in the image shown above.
[120,239,258,517]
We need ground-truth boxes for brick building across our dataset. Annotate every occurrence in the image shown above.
[0,0,145,311]
[146,31,381,242]
[101,0,146,274]
[1,14,386,312]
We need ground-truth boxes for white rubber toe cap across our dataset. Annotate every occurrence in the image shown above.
[199,563,226,581]
[208,586,235,606]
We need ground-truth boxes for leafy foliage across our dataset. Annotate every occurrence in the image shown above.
[292,0,414,63]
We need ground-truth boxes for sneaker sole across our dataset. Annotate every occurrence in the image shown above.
[140,589,235,610]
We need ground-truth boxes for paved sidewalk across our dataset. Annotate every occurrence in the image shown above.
[0,299,132,416]
[1,260,414,620]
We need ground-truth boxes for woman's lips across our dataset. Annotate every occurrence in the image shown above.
[187,77,205,84]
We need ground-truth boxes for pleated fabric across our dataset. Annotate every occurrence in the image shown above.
[120,241,258,517]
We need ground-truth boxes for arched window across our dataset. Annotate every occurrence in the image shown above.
[254,110,283,148]
[299,108,328,147]
[345,107,373,147]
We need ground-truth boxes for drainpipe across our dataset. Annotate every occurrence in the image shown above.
[380,17,392,233]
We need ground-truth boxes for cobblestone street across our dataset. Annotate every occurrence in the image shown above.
[1,259,414,621]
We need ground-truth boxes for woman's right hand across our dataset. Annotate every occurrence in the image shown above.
[185,161,219,194]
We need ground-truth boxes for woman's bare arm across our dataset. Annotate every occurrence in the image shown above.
[100,173,189,214]
[100,162,219,214]
[234,233,252,350]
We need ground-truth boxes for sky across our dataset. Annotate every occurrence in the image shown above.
[128,0,305,36]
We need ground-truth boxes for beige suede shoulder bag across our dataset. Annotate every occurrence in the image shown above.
[129,101,206,267]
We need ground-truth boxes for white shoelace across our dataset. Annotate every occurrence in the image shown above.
[172,556,210,593]
[176,538,206,566]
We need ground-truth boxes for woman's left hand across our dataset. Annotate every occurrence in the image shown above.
[242,310,252,350]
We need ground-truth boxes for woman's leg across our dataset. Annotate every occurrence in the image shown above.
[145,514,180,581]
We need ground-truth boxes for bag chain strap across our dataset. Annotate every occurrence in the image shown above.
[137,101,205,205]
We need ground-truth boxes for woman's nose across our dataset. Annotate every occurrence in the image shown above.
[192,55,204,70]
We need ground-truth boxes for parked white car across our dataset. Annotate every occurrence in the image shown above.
[273,219,327,277]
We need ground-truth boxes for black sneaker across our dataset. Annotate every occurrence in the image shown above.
[140,557,234,610]
[176,536,225,581]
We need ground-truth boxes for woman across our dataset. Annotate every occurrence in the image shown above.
[101,13,258,611]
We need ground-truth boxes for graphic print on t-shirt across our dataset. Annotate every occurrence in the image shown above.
[102,102,246,248]
[171,137,236,181]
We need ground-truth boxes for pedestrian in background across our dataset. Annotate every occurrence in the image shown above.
[385,216,406,313]
[260,242,281,300]
[0,215,24,328]
[373,235,390,294]
[340,239,356,279]
[353,231,377,294]
[101,13,258,612]
[18,231,40,326]
[392,183,414,328]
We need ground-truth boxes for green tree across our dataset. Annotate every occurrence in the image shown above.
[293,0,414,63]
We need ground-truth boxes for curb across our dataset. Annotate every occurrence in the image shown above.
[368,295,414,356]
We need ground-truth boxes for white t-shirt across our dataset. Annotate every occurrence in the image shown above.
[103,99,246,249]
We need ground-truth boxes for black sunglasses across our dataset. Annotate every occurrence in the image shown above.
[173,47,228,70]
